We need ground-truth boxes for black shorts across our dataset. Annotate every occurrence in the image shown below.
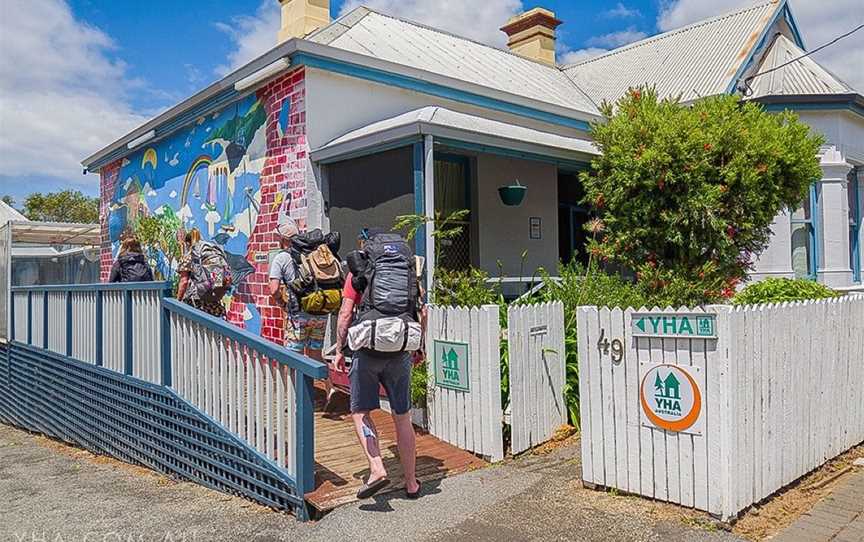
[349,351,412,415]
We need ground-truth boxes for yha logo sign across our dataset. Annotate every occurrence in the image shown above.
[639,364,702,433]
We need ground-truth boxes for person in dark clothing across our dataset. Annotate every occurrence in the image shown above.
[108,236,154,283]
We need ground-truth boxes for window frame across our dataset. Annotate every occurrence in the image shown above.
[790,183,819,280]
[849,168,861,284]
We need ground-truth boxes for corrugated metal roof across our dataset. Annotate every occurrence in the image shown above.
[312,106,598,162]
[562,1,781,104]
[308,8,600,115]
[747,34,853,97]
[0,200,27,227]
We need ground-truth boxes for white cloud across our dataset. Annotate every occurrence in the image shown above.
[657,0,864,92]
[585,28,648,49]
[0,0,146,181]
[603,3,642,19]
[214,1,281,76]
[559,47,608,65]
[338,0,524,47]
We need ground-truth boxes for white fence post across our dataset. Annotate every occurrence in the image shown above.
[426,304,504,462]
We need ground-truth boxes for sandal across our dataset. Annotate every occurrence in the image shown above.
[357,477,390,499]
[405,483,421,500]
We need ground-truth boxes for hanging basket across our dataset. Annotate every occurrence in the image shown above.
[498,183,527,206]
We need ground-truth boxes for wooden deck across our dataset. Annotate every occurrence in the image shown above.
[305,387,487,512]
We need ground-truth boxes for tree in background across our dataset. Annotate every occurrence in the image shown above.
[581,87,824,306]
[21,190,99,223]
[1,195,14,207]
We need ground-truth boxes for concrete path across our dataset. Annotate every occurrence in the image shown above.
[772,470,864,542]
[1,423,742,542]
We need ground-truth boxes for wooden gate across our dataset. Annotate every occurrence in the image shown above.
[425,305,504,462]
[508,301,566,454]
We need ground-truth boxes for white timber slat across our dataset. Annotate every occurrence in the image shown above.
[577,297,864,521]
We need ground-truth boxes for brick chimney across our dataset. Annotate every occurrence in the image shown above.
[277,0,331,43]
[500,7,562,65]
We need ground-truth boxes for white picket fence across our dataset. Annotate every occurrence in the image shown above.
[168,306,299,477]
[426,305,504,462]
[577,297,864,520]
[508,301,566,455]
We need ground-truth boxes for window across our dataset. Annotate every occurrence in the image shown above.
[849,168,861,283]
[791,184,818,279]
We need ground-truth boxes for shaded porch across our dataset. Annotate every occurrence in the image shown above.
[311,106,597,293]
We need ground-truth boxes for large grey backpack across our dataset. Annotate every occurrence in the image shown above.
[188,241,232,302]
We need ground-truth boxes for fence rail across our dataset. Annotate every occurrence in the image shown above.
[577,297,864,520]
[163,298,327,493]
[5,283,328,517]
[10,283,171,384]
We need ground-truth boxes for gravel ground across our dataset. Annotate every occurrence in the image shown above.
[1,423,743,542]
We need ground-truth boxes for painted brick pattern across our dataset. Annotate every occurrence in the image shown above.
[99,162,120,282]
[98,67,310,346]
[236,67,309,344]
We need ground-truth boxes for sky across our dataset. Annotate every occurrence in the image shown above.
[0,0,862,205]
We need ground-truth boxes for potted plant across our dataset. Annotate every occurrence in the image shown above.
[498,180,527,206]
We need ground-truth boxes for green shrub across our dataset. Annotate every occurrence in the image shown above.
[581,87,824,304]
[410,361,429,407]
[432,267,499,306]
[732,278,839,305]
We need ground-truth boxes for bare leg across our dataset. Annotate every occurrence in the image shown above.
[392,412,418,493]
[352,411,387,483]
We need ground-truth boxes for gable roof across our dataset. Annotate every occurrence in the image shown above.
[746,34,854,97]
[0,200,26,227]
[308,7,600,115]
[562,1,784,104]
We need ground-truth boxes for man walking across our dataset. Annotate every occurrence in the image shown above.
[269,218,333,399]
[333,232,423,500]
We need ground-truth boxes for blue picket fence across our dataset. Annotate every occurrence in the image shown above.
[0,282,327,520]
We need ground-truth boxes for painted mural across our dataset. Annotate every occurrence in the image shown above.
[105,89,298,335]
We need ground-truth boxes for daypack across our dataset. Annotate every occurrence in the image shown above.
[188,241,232,302]
[117,253,153,283]
[285,229,344,315]
[349,233,421,353]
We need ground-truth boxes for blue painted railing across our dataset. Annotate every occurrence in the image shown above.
[4,282,328,519]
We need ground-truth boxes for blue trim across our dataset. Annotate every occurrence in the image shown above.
[726,0,802,95]
[124,290,133,376]
[12,281,172,293]
[318,137,421,165]
[811,183,821,279]
[295,374,316,499]
[66,291,73,357]
[782,2,806,50]
[412,142,426,259]
[26,292,32,345]
[293,53,593,132]
[760,102,864,119]
[850,170,861,283]
[42,292,48,349]
[435,138,591,171]
[9,291,16,342]
[162,298,328,379]
[160,303,172,387]
[95,290,103,367]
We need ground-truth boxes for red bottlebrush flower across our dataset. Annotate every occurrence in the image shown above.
[631,88,642,100]
[594,194,606,209]
[658,179,665,190]
[721,287,735,299]
[756,163,768,174]
[726,225,736,239]
[704,143,713,151]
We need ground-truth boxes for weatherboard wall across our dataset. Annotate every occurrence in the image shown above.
[99,67,310,345]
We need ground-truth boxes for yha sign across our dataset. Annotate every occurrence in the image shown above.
[639,364,703,434]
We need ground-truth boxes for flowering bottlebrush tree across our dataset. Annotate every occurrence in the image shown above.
[580,87,824,305]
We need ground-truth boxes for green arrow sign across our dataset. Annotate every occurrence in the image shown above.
[630,313,717,339]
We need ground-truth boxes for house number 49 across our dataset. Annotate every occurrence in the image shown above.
[597,328,624,363]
